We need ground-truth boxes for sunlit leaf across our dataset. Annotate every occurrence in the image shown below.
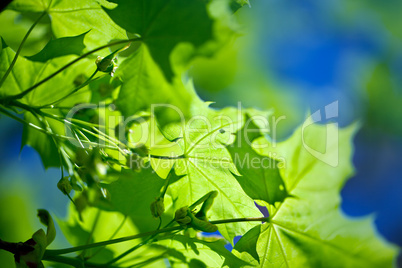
[159,104,263,243]
[157,235,250,267]
[114,44,197,120]
[7,0,126,50]
[233,121,398,267]
[58,204,140,264]
[227,115,289,205]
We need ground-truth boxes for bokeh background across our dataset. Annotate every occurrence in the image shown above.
[1,0,401,265]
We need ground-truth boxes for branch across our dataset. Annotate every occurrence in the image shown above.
[43,216,269,257]
[0,239,33,255]
[1,37,141,101]
[44,226,182,256]
[42,255,121,268]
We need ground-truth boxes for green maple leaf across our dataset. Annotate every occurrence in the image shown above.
[151,104,264,243]
[156,235,250,267]
[0,37,41,99]
[57,203,164,265]
[232,121,398,267]
[0,37,94,168]
[108,0,238,121]
[101,168,167,233]
[3,2,397,267]
[7,0,126,50]
[0,39,69,168]
[227,115,290,205]
[230,0,250,12]
[102,0,218,81]
[0,36,93,106]
[27,31,88,62]
[21,113,63,168]
[114,44,198,121]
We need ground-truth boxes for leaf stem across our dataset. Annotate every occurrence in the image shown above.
[44,225,183,256]
[42,254,121,268]
[2,37,141,101]
[105,217,164,266]
[39,69,99,109]
[0,106,118,149]
[0,12,46,87]
[0,238,33,255]
[87,216,127,260]
[81,209,101,259]
[149,154,185,160]
[211,217,269,225]
[43,216,268,257]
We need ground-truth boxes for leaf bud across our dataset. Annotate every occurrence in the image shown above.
[95,56,118,76]
[150,197,165,218]
[57,177,73,195]
[174,206,191,226]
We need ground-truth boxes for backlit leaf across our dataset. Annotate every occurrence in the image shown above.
[233,121,398,267]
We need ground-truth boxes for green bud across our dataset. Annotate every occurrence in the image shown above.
[175,206,191,226]
[57,177,72,195]
[95,56,118,77]
[150,197,165,218]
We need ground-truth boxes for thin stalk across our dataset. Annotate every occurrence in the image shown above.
[106,218,163,266]
[115,216,270,264]
[0,12,46,87]
[160,166,175,198]
[149,154,185,160]
[75,129,93,148]
[210,217,269,225]
[44,217,269,257]
[126,255,164,268]
[92,126,123,147]
[69,118,99,128]
[3,37,141,101]
[39,70,99,108]
[37,110,124,153]
[6,101,187,161]
[40,110,127,154]
[105,239,147,266]
[0,106,68,140]
[88,216,127,260]
[80,127,127,155]
[81,210,101,259]
[71,127,87,150]
[44,225,183,256]
[0,107,119,149]
[42,254,121,268]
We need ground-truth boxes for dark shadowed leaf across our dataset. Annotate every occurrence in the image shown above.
[103,0,215,81]
[27,31,88,62]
